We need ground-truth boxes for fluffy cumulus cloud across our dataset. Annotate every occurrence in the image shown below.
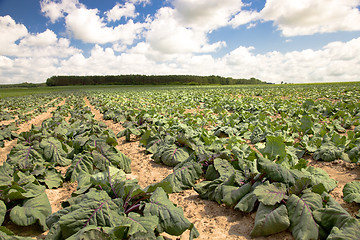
[0,15,81,84]
[40,0,82,23]
[40,0,145,45]
[230,10,260,28]
[51,36,360,84]
[173,0,244,31]
[0,16,80,58]
[0,15,28,56]
[2,0,360,84]
[260,0,360,36]
[64,8,143,44]
[222,36,360,83]
[106,2,138,22]
[144,7,226,56]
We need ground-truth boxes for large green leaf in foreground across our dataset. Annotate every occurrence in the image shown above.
[92,142,131,173]
[10,192,51,231]
[65,225,111,240]
[260,136,286,161]
[343,181,360,204]
[250,203,290,236]
[40,137,71,166]
[143,188,199,238]
[47,189,122,239]
[253,182,287,206]
[161,160,202,193]
[117,212,158,236]
[327,218,360,240]
[313,194,352,232]
[257,155,301,186]
[7,144,44,171]
[65,153,94,182]
[159,145,190,167]
[302,166,337,192]
[0,201,6,226]
[286,192,322,240]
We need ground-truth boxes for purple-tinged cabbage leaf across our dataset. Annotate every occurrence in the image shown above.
[253,182,288,206]
[40,137,71,166]
[160,159,202,193]
[143,187,199,238]
[92,142,131,173]
[286,191,322,240]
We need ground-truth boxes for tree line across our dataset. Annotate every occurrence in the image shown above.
[46,75,265,86]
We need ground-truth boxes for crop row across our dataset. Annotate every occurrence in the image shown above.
[85,84,360,239]
[0,94,63,124]
[0,94,198,239]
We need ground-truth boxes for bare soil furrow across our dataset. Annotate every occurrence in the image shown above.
[309,159,360,217]
[83,96,294,240]
[0,98,66,165]
[0,97,61,126]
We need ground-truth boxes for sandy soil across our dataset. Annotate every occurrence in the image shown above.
[0,97,358,240]
[0,98,66,165]
[0,98,68,238]
[84,97,294,240]
[80,97,359,239]
[0,97,60,126]
[45,182,78,213]
[83,97,174,186]
[309,159,360,217]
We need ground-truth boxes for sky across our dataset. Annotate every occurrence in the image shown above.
[1,0,360,84]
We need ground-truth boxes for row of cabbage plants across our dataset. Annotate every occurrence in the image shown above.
[86,84,360,239]
[1,93,198,239]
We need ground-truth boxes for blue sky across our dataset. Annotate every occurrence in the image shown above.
[1,0,360,84]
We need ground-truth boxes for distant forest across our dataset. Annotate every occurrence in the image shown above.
[46,75,265,86]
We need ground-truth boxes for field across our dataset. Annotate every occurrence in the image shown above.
[0,83,359,240]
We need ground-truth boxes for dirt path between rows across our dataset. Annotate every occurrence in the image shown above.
[84,97,294,240]
[0,98,72,238]
[0,98,60,126]
[2,96,357,240]
[309,160,360,216]
[84,97,174,187]
[0,98,66,165]
[84,97,360,239]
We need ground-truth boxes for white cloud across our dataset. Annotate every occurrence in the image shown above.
[54,36,360,84]
[66,7,145,45]
[130,0,150,5]
[0,56,60,84]
[0,56,13,69]
[3,1,360,85]
[222,36,360,83]
[106,2,138,22]
[19,29,57,46]
[40,0,83,23]
[18,35,80,58]
[0,16,81,84]
[3,36,360,84]
[260,0,360,36]
[144,6,226,56]
[225,46,256,66]
[230,10,260,28]
[0,15,28,55]
[41,0,146,45]
[0,16,80,58]
[173,0,244,31]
